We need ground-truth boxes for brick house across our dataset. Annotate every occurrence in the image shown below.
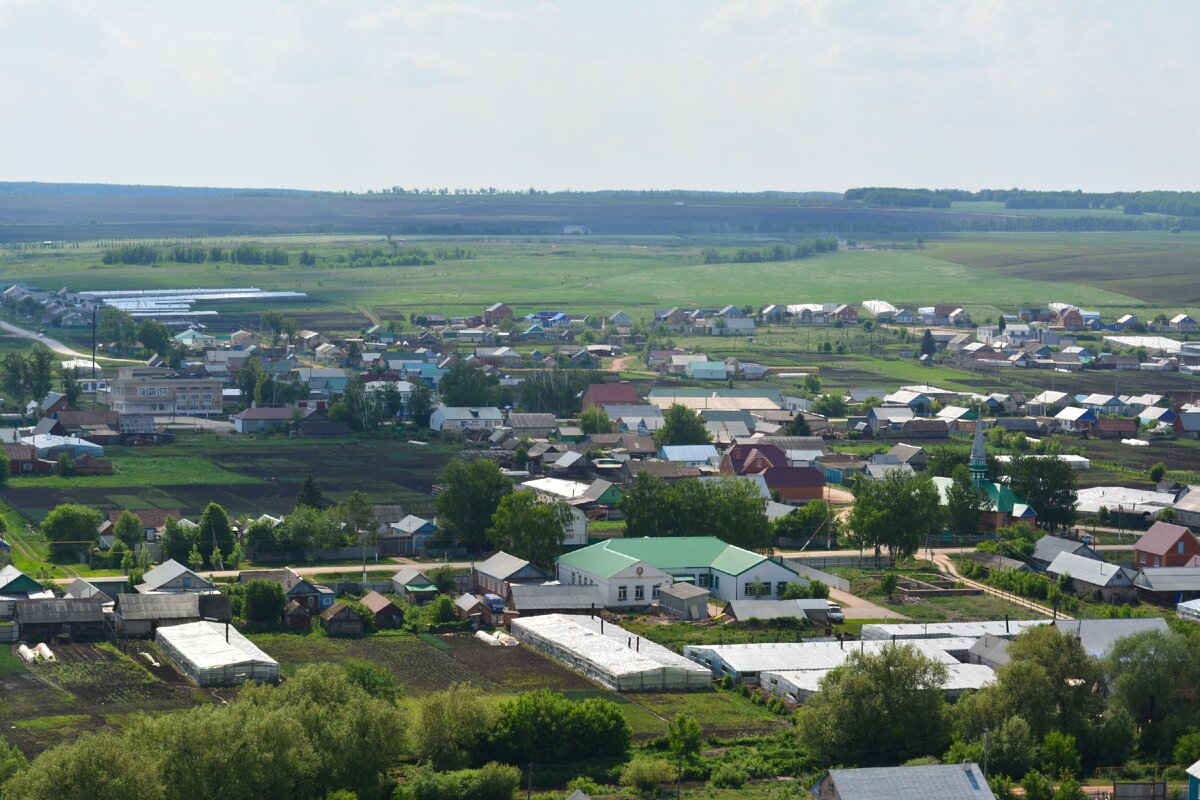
[1135,521,1200,568]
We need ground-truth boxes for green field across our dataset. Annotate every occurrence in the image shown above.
[4,232,1194,334]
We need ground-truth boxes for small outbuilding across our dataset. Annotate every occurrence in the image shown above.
[113,593,201,637]
[359,591,404,629]
[656,583,710,621]
[319,601,365,637]
[155,621,279,686]
[391,568,439,605]
[14,598,106,643]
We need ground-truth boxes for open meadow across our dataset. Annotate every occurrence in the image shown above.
[5,231,1197,338]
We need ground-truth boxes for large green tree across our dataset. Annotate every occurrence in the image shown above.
[620,473,770,550]
[1105,629,1198,756]
[945,464,991,535]
[160,517,196,564]
[653,403,711,447]
[486,490,572,569]
[435,460,513,550]
[1006,455,1078,532]
[112,509,144,549]
[41,504,103,555]
[196,502,235,564]
[439,360,504,407]
[579,406,614,435]
[848,472,943,562]
[797,643,951,766]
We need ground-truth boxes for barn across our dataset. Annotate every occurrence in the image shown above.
[14,598,105,643]
[113,593,200,637]
[155,621,279,686]
[359,591,404,629]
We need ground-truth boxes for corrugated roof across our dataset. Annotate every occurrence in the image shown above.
[1046,552,1132,588]
[140,559,201,590]
[16,597,105,624]
[510,584,601,611]
[116,592,200,621]
[1135,567,1200,592]
[726,599,827,620]
[821,763,996,800]
[477,551,544,582]
[1137,521,1197,556]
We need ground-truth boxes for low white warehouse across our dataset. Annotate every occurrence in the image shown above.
[682,639,977,683]
[761,662,995,704]
[156,621,279,687]
[511,613,711,692]
[859,619,1048,641]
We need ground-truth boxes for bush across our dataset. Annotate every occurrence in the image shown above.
[619,758,675,798]
[709,762,748,789]
[483,690,630,765]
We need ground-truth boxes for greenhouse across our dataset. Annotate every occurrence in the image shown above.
[511,613,711,692]
[760,662,996,704]
[682,639,975,683]
[156,621,279,687]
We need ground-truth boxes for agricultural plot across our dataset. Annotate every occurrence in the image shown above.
[922,232,1200,306]
[2,432,456,522]
[0,643,202,757]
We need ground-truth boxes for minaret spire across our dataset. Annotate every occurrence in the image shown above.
[970,419,988,485]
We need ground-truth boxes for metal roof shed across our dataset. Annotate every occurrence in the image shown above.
[156,621,279,687]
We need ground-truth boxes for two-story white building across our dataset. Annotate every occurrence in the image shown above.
[556,536,801,608]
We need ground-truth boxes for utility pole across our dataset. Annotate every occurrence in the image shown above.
[526,763,532,800]
[982,728,989,777]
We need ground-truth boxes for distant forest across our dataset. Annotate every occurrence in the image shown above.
[845,186,1200,217]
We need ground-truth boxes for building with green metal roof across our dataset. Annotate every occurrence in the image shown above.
[931,478,1036,531]
[556,536,800,607]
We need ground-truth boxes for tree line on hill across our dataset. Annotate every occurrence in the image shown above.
[700,238,839,264]
[846,186,1200,218]
[101,243,291,265]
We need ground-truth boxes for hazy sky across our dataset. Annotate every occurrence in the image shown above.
[1,0,1196,192]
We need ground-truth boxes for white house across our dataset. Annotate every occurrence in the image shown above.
[428,406,503,432]
[556,536,801,608]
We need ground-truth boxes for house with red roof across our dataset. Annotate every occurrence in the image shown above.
[581,383,638,411]
[1135,521,1200,568]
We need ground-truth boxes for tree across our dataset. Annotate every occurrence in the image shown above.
[812,393,848,417]
[26,349,54,400]
[1006,455,1078,531]
[243,580,286,625]
[227,542,244,569]
[666,713,702,761]
[377,382,404,418]
[408,383,435,426]
[621,471,678,538]
[796,643,951,765]
[296,474,326,510]
[653,403,710,447]
[486,490,571,569]
[196,503,234,564]
[98,307,137,351]
[482,690,630,765]
[113,509,143,549]
[435,460,513,550]
[1104,629,1197,756]
[848,472,943,562]
[236,358,264,402]
[438,360,497,407]
[337,490,375,546]
[341,378,383,432]
[1,352,29,408]
[160,517,196,564]
[61,368,82,408]
[989,715,1037,780]
[1040,731,1081,778]
[803,373,822,396]
[0,448,8,489]
[0,736,27,786]
[773,500,841,547]
[136,320,172,356]
[186,544,204,573]
[920,328,936,357]
[1021,770,1054,800]
[945,464,991,535]
[578,406,614,435]
[785,413,812,436]
[1149,462,1167,483]
[41,504,103,555]
[415,683,497,770]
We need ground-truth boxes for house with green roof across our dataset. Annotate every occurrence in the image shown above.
[556,536,801,607]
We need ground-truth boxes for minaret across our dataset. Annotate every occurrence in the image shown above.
[970,419,988,485]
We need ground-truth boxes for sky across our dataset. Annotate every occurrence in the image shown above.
[1,0,1197,193]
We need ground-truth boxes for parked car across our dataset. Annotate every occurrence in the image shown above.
[826,601,845,624]
[483,593,506,615]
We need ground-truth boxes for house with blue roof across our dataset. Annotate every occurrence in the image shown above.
[657,444,719,467]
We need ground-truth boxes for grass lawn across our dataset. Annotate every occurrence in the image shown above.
[0,644,27,673]
[829,563,1044,622]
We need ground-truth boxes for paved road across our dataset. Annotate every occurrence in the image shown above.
[0,319,140,363]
